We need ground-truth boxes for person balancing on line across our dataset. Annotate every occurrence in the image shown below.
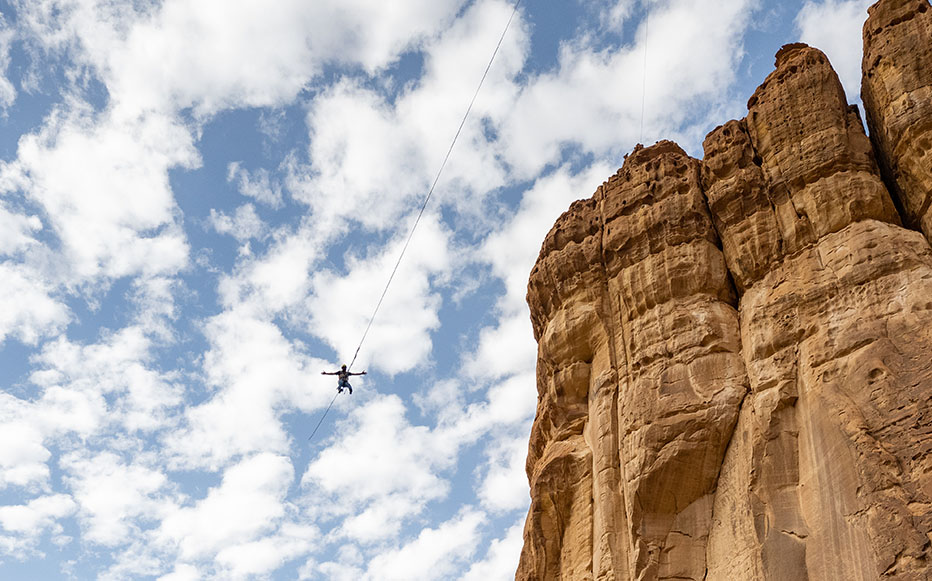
[321,364,366,395]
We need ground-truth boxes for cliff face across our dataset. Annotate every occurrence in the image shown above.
[862,0,932,239]
[518,2,932,580]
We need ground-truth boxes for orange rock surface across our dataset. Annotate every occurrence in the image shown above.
[862,0,932,239]
[518,3,932,579]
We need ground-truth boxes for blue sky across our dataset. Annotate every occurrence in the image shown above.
[0,0,875,579]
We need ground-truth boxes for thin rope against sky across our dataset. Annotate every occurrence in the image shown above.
[346,0,523,371]
[308,390,341,442]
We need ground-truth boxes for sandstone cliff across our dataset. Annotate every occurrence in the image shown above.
[518,2,932,579]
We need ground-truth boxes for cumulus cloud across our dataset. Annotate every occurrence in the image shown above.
[290,0,527,232]
[0,262,69,345]
[157,564,201,581]
[213,524,317,580]
[0,402,52,490]
[466,163,612,380]
[501,0,755,173]
[156,453,294,560]
[208,204,267,242]
[461,519,525,581]
[0,494,76,558]
[364,509,485,580]
[303,395,455,542]
[226,163,283,209]
[164,309,327,470]
[30,323,183,434]
[305,214,452,375]
[0,202,43,257]
[796,0,874,100]
[0,107,196,282]
[478,435,531,513]
[0,494,76,534]
[61,451,171,546]
[15,0,468,117]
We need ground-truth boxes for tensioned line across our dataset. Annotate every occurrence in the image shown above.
[345,0,524,372]
[308,390,340,441]
[309,0,523,443]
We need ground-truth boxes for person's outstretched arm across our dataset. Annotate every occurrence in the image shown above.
[349,371,367,376]
[321,371,337,375]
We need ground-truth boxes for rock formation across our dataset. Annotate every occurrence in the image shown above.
[862,0,932,240]
[518,2,932,579]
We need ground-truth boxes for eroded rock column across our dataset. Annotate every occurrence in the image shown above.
[519,142,748,581]
[520,198,604,580]
[601,143,746,581]
[862,0,932,239]
[702,44,932,580]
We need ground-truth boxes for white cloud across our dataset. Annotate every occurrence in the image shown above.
[61,451,170,546]
[0,494,76,559]
[34,385,106,440]
[156,453,293,560]
[0,202,42,256]
[0,277,180,497]
[303,395,455,543]
[0,107,196,282]
[460,518,525,581]
[0,494,76,533]
[226,163,283,209]
[208,204,267,242]
[0,410,51,491]
[467,163,611,381]
[164,309,327,470]
[157,564,201,581]
[291,0,527,232]
[603,0,638,29]
[365,509,485,581]
[217,229,320,314]
[0,262,69,345]
[467,315,537,381]
[214,523,317,579]
[31,324,182,434]
[16,0,469,117]
[305,214,451,375]
[796,0,873,100]
[436,371,536,448]
[295,79,427,230]
[501,0,755,175]
[478,435,530,513]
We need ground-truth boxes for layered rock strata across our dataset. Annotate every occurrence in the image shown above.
[518,6,932,579]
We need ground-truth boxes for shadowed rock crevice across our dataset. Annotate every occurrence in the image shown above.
[518,2,932,579]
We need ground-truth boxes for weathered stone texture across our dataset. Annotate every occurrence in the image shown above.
[862,0,932,239]
[703,45,930,580]
[519,142,747,581]
[519,6,932,579]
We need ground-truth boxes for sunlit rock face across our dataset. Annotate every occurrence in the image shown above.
[704,41,930,581]
[520,141,746,581]
[517,4,932,579]
[862,0,932,241]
